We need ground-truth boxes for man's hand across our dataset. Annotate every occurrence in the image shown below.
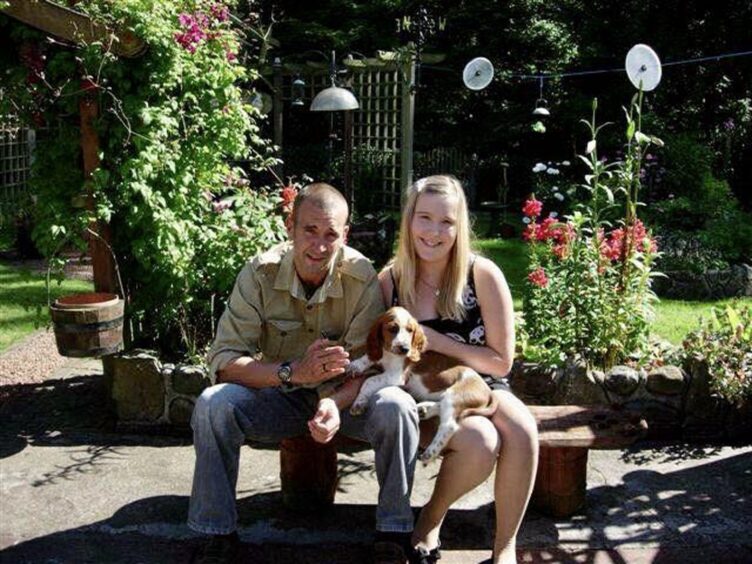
[292,338,350,386]
[308,397,340,444]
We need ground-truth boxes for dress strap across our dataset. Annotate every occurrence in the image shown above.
[389,268,399,306]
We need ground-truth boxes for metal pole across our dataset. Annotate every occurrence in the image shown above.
[400,45,416,205]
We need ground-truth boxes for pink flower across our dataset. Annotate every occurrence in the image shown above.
[522,197,543,218]
[528,267,548,288]
[522,223,539,242]
[210,3,230,22]
[226,50,237,62]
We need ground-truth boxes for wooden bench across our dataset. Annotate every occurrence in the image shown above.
[279,405,647,518]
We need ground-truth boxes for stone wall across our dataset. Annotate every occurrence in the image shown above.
[508,359,751,441]
[104,349,751,441]
[103,350,210,431]
[653,263,752,300]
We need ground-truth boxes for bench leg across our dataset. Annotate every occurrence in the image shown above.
[280,435,338,510]
[531,446,588,518]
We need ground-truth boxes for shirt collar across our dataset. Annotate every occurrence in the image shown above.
[274,245,344,302]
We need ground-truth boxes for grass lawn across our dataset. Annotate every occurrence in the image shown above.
[0,262,93,353]
[473,237,751,345]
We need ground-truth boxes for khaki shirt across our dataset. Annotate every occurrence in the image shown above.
[207,242,385,383]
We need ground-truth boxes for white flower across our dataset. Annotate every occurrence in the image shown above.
[552,186,559,191]
[562,160,571,166]
[546,168,560,175]
[532,162,547,173]
[554,192,565,201]
[550,211,559,218]
[522,216,531,224]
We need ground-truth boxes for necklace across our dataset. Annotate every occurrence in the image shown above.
[418,278,440,297]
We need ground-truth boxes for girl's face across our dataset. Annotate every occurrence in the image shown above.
[410,192,458,264]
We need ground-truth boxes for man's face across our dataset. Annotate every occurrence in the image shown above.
[289,199,349,287]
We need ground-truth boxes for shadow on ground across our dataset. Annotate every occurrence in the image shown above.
[1,374,751,563]
[2,451,750,563]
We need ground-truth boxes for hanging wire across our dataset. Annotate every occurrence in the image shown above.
[421,48,752,81]
[511,49,752,81]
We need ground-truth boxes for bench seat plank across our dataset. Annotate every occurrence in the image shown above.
[529,405,647,448]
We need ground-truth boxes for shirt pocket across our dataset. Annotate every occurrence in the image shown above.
[263,319,304,361]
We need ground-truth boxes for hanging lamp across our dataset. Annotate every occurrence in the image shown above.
[310,51,359,111]
[532,77,550,116]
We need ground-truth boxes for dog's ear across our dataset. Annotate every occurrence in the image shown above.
[366,317,385,361]
[408,321,427,362]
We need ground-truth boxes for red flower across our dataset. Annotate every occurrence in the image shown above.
[600,219,658,262]
[280,185,298,216]
[528,267,549,288]
[522,198,543,218]
[522,223,539,242]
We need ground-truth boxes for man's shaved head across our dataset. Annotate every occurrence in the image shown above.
[291,183,349,226]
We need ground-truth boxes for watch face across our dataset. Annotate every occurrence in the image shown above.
[278,362,292,383]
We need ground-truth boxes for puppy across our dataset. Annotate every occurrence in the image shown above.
[349,307,499,462]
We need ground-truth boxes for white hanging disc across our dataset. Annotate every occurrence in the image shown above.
[463,57,494,91]
[625,44,662,91]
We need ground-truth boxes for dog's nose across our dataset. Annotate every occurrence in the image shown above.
[396,344,410,354]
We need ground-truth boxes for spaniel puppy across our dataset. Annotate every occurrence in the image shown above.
[349,307,499,463]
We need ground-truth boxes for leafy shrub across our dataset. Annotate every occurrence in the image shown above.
[682,303,752,407]
[3,1,287,361]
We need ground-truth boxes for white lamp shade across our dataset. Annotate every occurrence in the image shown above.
[310,86,359,111]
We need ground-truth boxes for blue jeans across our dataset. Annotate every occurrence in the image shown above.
[187,383,419,535]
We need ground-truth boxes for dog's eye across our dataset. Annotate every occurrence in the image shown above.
[406,326,413,333]
[387,325,399,334]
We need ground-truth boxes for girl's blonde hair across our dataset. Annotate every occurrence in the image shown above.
[391,175,472,321]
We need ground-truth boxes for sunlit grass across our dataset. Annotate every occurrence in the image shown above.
[0,262,92,353]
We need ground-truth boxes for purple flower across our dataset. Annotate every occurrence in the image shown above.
[724,118,735,131]
[178,13,193,27]
[210,3,230,22]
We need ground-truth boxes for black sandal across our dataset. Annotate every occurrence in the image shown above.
[409,541,441,564]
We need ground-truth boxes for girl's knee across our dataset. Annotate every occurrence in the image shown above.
[449,417,500,465]
[493,395,539,451]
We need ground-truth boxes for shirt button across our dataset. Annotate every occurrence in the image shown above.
[308,329,314,333]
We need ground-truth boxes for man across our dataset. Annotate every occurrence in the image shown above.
[189,183,419,564]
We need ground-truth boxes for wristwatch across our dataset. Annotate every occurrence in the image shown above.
[277,361,294,390]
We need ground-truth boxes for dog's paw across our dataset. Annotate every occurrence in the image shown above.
[416,402,431,420]
[349,402,366,416]
[419,449,437,465]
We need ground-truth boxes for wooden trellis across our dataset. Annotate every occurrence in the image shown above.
[270,54,415,210]
[0,122,35,225]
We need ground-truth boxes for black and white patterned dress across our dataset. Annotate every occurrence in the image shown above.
[389,257,511,391]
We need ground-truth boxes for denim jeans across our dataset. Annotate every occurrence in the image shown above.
[187,383,419,535]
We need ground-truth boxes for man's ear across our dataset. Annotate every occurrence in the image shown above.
[343,224,350,245]
[285,215,294,237]
[366,318,384,361]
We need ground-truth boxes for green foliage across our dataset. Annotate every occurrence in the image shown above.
[0,262,92,353]
[682,302,752,407]
[3,1,287,359]
[521,95,660,370]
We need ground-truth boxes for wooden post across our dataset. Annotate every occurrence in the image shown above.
[80,79,116,294]
[343,108,354,212]
[280,435,338,510]
[531,446,589,518]
[400,46,416,205]
[272,57,284,180]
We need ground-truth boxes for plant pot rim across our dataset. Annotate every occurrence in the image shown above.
[54,292,120,310]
